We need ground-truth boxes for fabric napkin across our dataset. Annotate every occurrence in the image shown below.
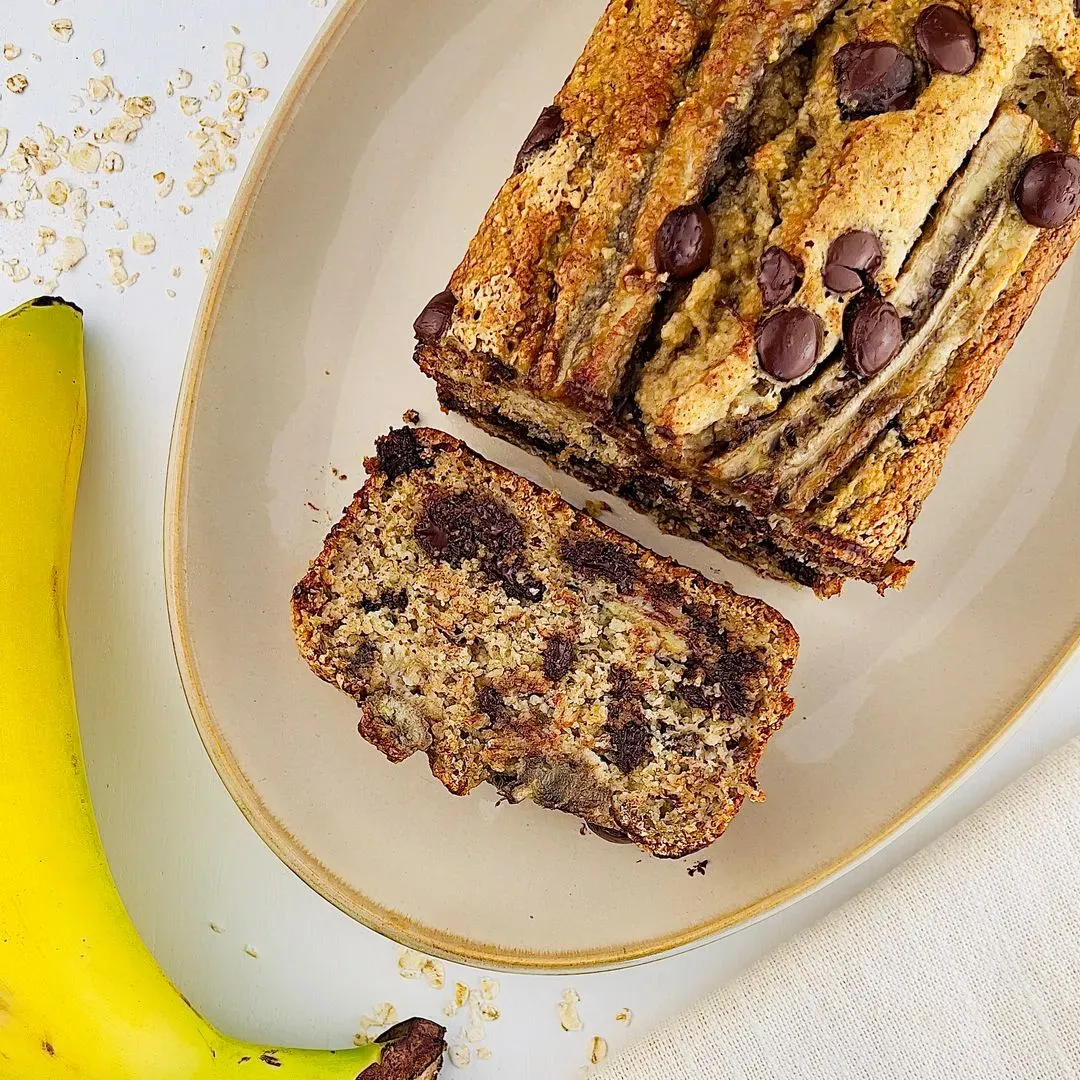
[596,738,1080,1080]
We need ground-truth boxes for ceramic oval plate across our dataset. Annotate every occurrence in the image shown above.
[167,0,1080,972]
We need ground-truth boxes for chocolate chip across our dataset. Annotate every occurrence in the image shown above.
[686,604,728,650]
[376,427,429,481]
[562,539,637,593]
[915,5,978,75]
[647,581,684,613]
[477,686,510,726]
[680,651,759,720]
[823,230,883,295]
[361,589,408,613]
[678,681,709,711]
[755,307,823,382]
[515,105,564,172]
[543,635,576,682]
[665,729,703,756]
[758,246,803,308]
[716,652,759,711]
[347,642,376,675]
[586,822,635,845]
[654,204,715,280]
[487,357,518,384]
[414,492,524,565]
[608,665,637,700]
[414,519,448,555]
[1014,152,1080,229]
[834,41,917,118]
[413,289,456,345]
[606,722,650,774]
[484,559,546,604]
[845,295,904,377]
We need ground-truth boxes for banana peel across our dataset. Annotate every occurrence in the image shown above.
[0,297,445,1080]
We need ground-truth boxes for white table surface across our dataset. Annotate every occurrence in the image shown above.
[3,2,1079,1076]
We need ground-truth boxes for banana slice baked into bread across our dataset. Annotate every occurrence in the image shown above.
[415,0,1080,597]
[291,428,798,858]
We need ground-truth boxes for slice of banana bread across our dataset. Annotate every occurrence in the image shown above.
[292,427,798,858]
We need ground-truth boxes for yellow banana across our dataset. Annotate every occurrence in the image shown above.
[0,298,444,1080]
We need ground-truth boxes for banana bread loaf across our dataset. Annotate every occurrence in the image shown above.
[291,428,798,858]
[415,0,1080,596]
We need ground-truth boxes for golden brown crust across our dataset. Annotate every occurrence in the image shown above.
[817,202,1080,561]
[420,0,1080,595]
[292,428,798,858]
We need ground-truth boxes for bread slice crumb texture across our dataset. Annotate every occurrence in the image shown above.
[292,428,798,858]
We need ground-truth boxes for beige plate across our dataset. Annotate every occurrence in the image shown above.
[166,0,1080,973]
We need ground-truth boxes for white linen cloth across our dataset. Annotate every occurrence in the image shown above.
[596,738,1080,1080]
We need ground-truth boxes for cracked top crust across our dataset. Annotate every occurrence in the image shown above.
[418,0,1080,583]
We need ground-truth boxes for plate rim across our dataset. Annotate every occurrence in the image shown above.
[163,0,1080,973]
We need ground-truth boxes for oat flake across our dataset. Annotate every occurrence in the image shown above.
[67,142,101,173]
[557,988,584,1032]
[92,49,105,67]
[49,19,74,43]
[448,1045,470,1069]
[224,42,244,77]
[132,232,156,255]
[3,260,30,283]
[7,73,29,94]
[445,981,470,1017]
[589,1036,609,1065]
[397,949,424,979]
[102,150,123,173]
[3,44,21,62]
[420,958,445,990]
[53,236,86,273]
[252,51,269,69]
[44,178,68,205]
[122,95,155,119]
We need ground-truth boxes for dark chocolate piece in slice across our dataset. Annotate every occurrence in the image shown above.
[758,246,803,308]
[514,105,564,172]
[756,308,823,381]
[823,230,883,295]
[413,290,456,345]
[915,5,978,75]
[1014,152,1080,229]
[845,296,904,377]
[834,41,917,118]
[655,205,715,280]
